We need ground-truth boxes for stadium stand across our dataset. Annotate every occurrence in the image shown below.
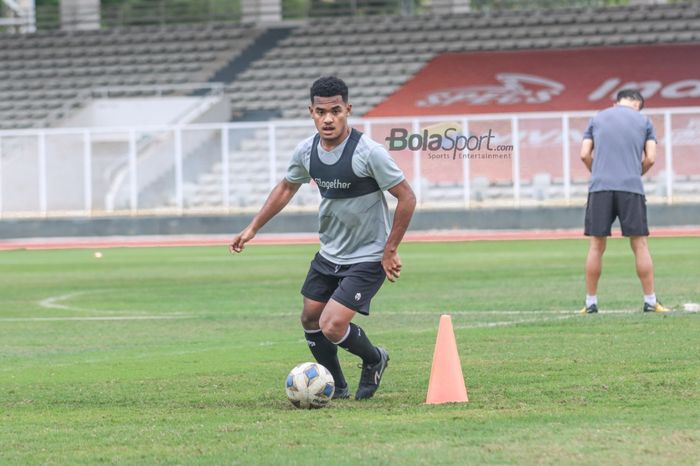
[0,23,262,129]
[2,2,700,213]
[205,3,700,208]
[227,2,700,119]
[3,2,700,128]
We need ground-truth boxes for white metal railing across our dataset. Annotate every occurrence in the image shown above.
[40,82,226,131]
[0,107,699,218]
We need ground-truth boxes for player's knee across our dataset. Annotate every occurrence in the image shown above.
[300,310,320,330]
[630,237,647,251]
[590,239,606,254]
[318,314,345,342]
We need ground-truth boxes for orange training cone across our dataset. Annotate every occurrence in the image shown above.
[426,314,469,404]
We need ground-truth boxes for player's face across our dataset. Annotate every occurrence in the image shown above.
[309,95,352,148]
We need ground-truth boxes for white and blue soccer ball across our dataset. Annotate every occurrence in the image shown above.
[285,362,335,409]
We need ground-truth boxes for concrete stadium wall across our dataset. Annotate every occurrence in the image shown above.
[1,204,699,240]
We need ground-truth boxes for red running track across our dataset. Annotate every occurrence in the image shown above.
[1,227,699,251]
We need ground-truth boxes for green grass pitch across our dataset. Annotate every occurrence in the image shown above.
[1,238,699,465]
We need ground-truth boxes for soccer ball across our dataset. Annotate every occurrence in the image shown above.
[285,362,335,409]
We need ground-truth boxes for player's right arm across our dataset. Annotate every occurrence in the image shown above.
[641,134,657,175]
[231,138,311,253]
[580,138,594,173]
[229,179,301,253]
[580,117,595,173]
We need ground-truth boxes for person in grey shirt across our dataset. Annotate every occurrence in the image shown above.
[580,89,671,314]
[230,76,416,400]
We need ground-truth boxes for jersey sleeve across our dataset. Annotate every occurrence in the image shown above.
[285,142,311,184]
[362,144,405,191]
[583,117,594,140]
[645,117,657,142]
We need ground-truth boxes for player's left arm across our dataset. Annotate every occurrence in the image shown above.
[363,144,416,282]
[384,180,416,282]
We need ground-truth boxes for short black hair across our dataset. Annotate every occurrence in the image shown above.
[310,76,349,103]
[616,89,645,109]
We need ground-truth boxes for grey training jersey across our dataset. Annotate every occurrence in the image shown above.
[583,105,657,195]
[286,129,405,264]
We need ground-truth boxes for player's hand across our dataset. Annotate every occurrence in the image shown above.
[229,227,256,254]
[382,249,402,282]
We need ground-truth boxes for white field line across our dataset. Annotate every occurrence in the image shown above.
[369,313,583,336]
[370,309,661,336]
[36,290,178,316]
[1,309,684,372]
[266,309,639,319]
[381,309,640,316]
[0,315,194,322]
[12,300,682,325]
[38,291,91,311]
[37,290,126,313]
[36,289,172,315]
[4,291,193,322]
[453,314,580,329]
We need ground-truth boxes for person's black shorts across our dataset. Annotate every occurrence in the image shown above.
[301,252,386,315]
[584,190,649,237]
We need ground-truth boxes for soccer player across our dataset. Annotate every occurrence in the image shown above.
[230,76,416,399]
[579,89,671,314]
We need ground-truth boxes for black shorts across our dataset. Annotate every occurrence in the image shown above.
[584,190,649,237]
[301,252,386,315]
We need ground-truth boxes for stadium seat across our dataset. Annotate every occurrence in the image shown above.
[0,23,261,129]
[2,2,696,134]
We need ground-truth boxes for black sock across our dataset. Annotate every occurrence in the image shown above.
[337,323,380,364]
[304,329,347,388]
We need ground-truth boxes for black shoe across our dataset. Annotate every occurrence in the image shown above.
[332,385,350,399]
[355,347,389,400]
[580,303,598,314]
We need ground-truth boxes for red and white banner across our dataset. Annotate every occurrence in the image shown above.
[366,44,700,116]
